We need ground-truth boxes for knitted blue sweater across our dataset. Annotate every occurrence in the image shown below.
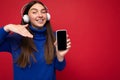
[0,25,66,80]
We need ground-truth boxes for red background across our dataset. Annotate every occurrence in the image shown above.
[0,0,120,80]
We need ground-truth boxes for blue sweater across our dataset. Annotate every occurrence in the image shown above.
[0,25,66,80]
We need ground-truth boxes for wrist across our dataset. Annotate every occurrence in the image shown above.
[57,54,64,62]
[4,24,10,32]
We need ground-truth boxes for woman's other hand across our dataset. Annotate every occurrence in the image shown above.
[4,24,33,38]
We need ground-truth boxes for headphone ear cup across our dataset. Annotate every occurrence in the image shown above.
[47,13,51,21]
[23,14,29,23]
[23,13,50,22]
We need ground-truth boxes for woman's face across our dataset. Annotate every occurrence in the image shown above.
[28,3,47,28]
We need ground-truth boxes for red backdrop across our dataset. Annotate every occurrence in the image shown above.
[0,0,120,80]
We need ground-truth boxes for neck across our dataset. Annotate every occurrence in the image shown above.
[31,24,44,30]
[29,25,47,40]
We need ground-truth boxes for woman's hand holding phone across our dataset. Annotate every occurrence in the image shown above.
[55,30,71,62]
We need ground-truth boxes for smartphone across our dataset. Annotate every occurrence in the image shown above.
[56,30,67,51]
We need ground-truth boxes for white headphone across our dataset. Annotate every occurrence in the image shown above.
[21,2,51,23]
[22,13,51,23]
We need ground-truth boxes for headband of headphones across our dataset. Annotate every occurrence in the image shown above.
[21,1,51,23]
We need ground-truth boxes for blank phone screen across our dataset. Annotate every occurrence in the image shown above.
[57,30,67,50]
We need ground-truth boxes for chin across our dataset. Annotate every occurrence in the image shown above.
[35,24,45,28]
[39,24,45,26]
[31,21,46,28]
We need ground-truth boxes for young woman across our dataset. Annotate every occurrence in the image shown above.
[0,0,71,80]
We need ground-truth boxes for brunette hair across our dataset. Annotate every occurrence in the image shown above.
[17,0,55,68]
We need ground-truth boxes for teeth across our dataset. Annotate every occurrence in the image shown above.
[37,19,43,23]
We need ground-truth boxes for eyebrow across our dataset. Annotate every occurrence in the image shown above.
[30,8,37,11]
[30,8,46,11]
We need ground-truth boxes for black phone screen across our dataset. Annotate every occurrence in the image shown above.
[56,30,67,50]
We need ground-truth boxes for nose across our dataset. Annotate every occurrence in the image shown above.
[37,12,43,18]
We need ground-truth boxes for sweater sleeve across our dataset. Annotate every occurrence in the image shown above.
[54,57,66,71]
[0,27,11,52]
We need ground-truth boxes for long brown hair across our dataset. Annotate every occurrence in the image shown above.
[17,0,55,68]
